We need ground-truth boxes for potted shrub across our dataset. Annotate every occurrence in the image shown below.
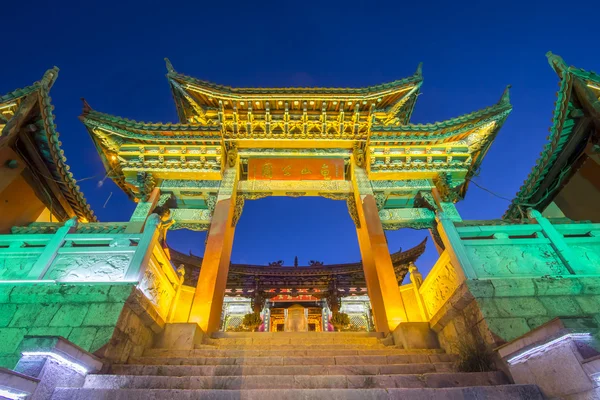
[331,312,350,332]
[242,312,262,332]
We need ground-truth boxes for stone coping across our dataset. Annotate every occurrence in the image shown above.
[19,336,103,373]
[0,366,39,397]
[496,317,599,360]
[0,280,137,287]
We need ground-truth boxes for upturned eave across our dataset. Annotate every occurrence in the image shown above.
[1,68,96,223]
[504,53,600,219]
[164,58,423,124]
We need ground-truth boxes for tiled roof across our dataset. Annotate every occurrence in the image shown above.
[371,86,512,142]
[1,68,96,222]
[165,60,423,96]
[80,108,222,142]
[504,53,599,218]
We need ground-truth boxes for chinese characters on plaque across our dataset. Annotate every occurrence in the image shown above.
[248,158,344,181]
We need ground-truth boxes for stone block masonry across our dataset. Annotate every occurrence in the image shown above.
[431,276,600,353]
[0,282,158,369]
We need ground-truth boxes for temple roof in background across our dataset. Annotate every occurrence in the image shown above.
[0,69,96,222]
[505,53,600,218]
[170,237,427,295]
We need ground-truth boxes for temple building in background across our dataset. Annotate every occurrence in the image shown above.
[0,53,598,399]
[170,239,426,332]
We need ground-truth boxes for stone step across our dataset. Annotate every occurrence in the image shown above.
[52,385,545,400]
[203,337,384,346]
[128,353,456,366]
[144,348,445,358]
[210,332,386,338]
[111,362,456,376]
[196,343,390,350]
[83,371,509,390]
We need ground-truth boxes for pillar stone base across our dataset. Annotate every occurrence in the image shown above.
[155,323,205,350]
[392,322,440,349]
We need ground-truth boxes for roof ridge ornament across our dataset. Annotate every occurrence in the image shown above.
[546,51,568,73]
[80,98,93,114]
[415,62,423,78]
[164,57,175,73]
[499,84,512,105]
[40,67,60,89]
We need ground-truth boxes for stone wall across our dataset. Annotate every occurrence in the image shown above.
[0,282,161,369]
[96,287,163,364]
[431,276,600,352]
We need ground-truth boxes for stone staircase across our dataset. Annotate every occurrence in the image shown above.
[51,332,544,399]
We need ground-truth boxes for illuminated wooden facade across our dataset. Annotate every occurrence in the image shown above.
[80,60,512,333]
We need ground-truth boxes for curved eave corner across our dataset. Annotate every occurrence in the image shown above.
[371,84,512,142]
[79,100,136,201]
[164,58,424,119]
[461,85,513,198]
[2,68,96,223]
[503,52,593,219]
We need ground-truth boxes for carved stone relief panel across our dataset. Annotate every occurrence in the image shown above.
[45,253,133,281]
[465,244,569,278]
[567,244,600,274]
[0,254,39,280]
[139,257,176,320]
[419,260,459,318]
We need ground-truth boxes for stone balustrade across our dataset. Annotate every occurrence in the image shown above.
[455,218,600,279]
[0,215,184,369]
[412,209,600,358]
[0,216,182,318]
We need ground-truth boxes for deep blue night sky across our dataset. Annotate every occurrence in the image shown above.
[1,0,598,277]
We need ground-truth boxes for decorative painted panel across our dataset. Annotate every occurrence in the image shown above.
[238,179,352,193]
[248,158,344,181]
[370,179,432,190]
[465,244,569,278]
[379,208,435,230]
[130,202,153,221]
[45,253,132,281]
